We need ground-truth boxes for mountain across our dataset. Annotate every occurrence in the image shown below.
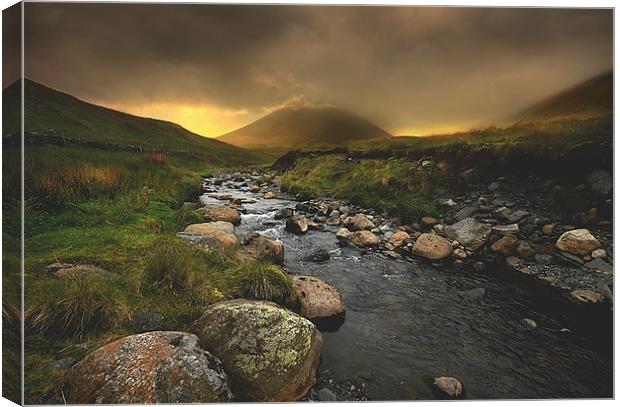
[515,71,612,123]
[2,79,264,164]
[216,105,392,151]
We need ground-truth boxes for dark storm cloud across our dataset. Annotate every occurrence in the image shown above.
[23,3,612,135]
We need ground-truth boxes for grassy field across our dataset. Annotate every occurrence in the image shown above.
[1,141,294,403]
[278,117,612,222]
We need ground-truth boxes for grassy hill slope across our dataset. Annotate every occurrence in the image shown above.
[2,79,265,165]
[217,105,392,150]
[516,71,612,123]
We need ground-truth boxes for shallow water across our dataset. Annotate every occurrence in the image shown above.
[200,177,613,400]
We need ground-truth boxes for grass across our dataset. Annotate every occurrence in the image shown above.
[0,140,287,403]
[280,154,440,222]
[279,117,612,223]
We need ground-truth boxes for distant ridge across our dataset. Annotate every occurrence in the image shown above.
[217,105,392,150]
[2,79,264,164]
[516,71,612,123]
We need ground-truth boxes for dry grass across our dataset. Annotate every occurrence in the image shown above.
[32,164,121,203]
[144,153,168,166]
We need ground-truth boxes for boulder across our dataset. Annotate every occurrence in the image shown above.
[432,376,464,399]
[292,276,345,320]
[555,229,602,256]
[412,233,452,260]
[240,234,284,265]
[274,208,294,220]
[491,235,519,257]
[347,214,375,231]
[200,205,241,225]
[184,222,238,249]
[348,230,380,247]
[65,331,232,403]
[286,215,309,234]
[335,228,352,239]
[445,218,492,251]
[421,216,438,228]
[568,290,605,304]
[191,300,323,401]
[303,248,330,263]
[263,191,276,199]
[389,231,410,247]
[326,214,341,226]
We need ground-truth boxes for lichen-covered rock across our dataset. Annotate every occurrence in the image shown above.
[412,233,452,260]
[65,331,232,404]
[346,214,375,231]
[184,221,238,249]
[568,290,605,304]
[556,229,602,256]
[389,231,410,247]
[240,233,284,265]
[191,299,323,401]
[292,276,345,321]
[445,218,492,251]
[348,230,380,247]
[286,215,309,234]
[200,204,241,225]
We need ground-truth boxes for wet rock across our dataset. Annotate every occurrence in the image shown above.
[568,290,605,304]
[492,224,519,235]
[505,210,530,224]
[459,287,485,303]
[48,264,109,279]
[326,213,341,226]
[66,331,232,403]
[433,376,464,399]
[412,233,452,260]
[240,234,284,265]
[555,229,602,255]
[200,204,241,225]
[591,248,608,259]
[274,208,294,220]
[491,235,519,257]
[586,170,612,196]
[445,218,492,251]
[520,318,537,331]
[555,251,585,266]
[303,248,330,263]
[488,181,501,192]
[389,231,410,248]
[184,221,238,249]
[584,258,613,273]
[191,300,323,401]
[126,311,167,333]
[346,214,376,231]
[516,241,536,259]
[349,231,380,247]
[455,206,477,221]
[286,215,309,234]
[506,256,520,267]
[472,261,486,271]
[335,228,352,240]
[292,276,345,321]
[264,191,276,199]
[421,216,438,228]
[317,388,337,401]
[542,224,555,236]
[453,248,467,259]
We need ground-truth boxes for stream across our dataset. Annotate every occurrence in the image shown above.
[200,175,612,400]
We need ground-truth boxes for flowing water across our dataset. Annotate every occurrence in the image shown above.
[200,177,613,400]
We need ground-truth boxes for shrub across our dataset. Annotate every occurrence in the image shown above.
[25,277,121,338]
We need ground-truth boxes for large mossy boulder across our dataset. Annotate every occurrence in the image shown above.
[191,299,323,401]
[65,331,232,403]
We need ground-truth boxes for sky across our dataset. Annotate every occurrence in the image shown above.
[17,3,613,137]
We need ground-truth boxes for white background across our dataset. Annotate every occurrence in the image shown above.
[0,1,617,406]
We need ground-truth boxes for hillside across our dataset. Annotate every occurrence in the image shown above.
[2,79,265,165]
[516,71,612,123]
[217,105,392,151]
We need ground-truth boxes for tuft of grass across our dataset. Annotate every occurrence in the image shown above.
[25,276,126,338]
[144,152,168,166]
[230,262,298,308]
